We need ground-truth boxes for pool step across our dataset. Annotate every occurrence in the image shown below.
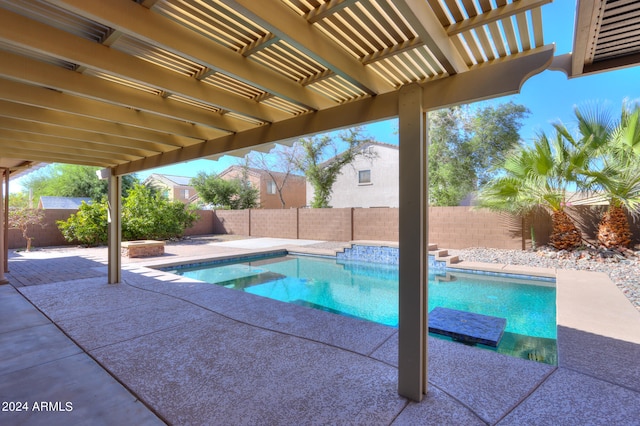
[428,245,460,265]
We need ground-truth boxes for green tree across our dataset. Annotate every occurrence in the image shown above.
[428,108,476,206]
[466,102,531,186]
[427,102,530,206]
[8,192,30,209]
[190,168,259,210]
[57,184,197,246]
[293,127,374,208]
[479,131,586,250]
[23,164,138,201]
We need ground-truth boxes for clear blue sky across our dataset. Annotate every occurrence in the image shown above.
[11,0,640,192]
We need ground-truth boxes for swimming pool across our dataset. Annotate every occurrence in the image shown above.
[167,254,557,364]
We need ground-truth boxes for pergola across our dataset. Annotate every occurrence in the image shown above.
[0,0,638,402]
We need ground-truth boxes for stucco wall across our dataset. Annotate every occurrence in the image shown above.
[307,144,399,208]
[221,167,306,209]
[259,174,307,209]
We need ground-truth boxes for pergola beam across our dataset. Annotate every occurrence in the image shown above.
[114,44,554,175]
[0,146,112,167]
[0,52,250,133]
[47,0,334,111]
[0,133,145,162]
[446,0,552,36]
[219,0,390,95]
[0,9,290,124]
[0,117,165,157]
[392,0,468,75]
[572,0,605,76]
[0,100,210,148]
[0,79,225,141]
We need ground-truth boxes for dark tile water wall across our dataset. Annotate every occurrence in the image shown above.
[337,245,446,270]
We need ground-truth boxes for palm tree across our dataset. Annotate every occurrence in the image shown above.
[574,104,640,248]
[479,131,585,250]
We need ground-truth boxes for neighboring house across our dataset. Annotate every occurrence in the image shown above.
[219,165,307,209]
[38,196,92,209]
[143,174,195,203]
[307,142,399,208]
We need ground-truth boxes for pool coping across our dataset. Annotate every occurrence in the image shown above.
[139,241,640,348]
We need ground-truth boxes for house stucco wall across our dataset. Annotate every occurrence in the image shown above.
[221,166,306,209]
[306,144,399,208]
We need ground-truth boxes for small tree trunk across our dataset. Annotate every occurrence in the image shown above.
[549,210,582,250]
[598,205,632,249]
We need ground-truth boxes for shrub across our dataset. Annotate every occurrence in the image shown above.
[57,201,108,247]
[122,184,197,240]
[57,184,198,245]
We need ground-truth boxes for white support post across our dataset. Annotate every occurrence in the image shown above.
[3,169,8,274]
[0,169,7,284]
[107,171,122,284]
[397,84,429,401]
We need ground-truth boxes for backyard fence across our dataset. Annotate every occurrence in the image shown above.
[8,206,640,250]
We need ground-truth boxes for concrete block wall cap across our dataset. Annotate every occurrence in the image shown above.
[121,240,165,248]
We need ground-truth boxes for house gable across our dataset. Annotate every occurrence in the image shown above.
[307,142,399,208]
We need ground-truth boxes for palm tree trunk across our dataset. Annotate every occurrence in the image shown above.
[598,205,632,249]
[549,210,582,250]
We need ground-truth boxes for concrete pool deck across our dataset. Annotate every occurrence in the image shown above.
[1,237,639,425]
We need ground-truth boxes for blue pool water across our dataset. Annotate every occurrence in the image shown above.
[169,254,557,364]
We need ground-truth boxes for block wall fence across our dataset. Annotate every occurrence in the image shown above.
[213,206,640,249]
[8,206,640,250]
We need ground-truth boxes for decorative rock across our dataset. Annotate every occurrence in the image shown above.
[450,246,640,312]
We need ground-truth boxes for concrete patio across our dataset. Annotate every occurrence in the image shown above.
[1,237,639,425]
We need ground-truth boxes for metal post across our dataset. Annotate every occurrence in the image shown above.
[397,84,429,401]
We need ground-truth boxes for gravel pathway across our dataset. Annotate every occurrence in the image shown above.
[451,247,640,312]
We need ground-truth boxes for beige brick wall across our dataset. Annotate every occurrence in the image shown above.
[184,210,215,236]
[212,210,250,235]
[9,206,640,250]
[298,208,352,241]
[8,209,218,249]
[353,208,398,241]
[8,209,73,249]
[250,209,297,238]
[427,207,524,249]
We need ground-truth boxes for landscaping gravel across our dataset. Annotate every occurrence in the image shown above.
[451,246,640,312]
